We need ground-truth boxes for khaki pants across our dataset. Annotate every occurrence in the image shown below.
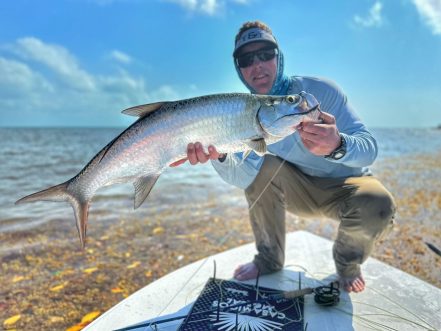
[245,155,396,278]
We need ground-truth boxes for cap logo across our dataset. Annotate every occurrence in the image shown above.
[240,30,263,43]
[234,27,278,56]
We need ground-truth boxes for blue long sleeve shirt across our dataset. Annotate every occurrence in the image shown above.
[211,76,377,189]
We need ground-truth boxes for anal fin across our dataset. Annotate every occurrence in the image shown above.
[133,174,161,209]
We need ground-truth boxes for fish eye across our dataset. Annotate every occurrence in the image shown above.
[286,95,297,104]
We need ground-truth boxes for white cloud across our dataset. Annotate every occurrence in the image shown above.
[354,1,384,28]
[0,57,53,95]
[165,0,220,15]
[0,57,54,112]
[88,0,248,16]
[0,37,186,126]
[13,37,96,91]
[168,0,197,11]
[200,0,219,15]
[163,0,248,16]
[412,0,441,35]
[109,50,132,64]
[150,85,181,101]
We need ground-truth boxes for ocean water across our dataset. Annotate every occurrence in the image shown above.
[1,127,440,233]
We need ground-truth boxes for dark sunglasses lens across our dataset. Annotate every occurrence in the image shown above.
[257,49,276,61]
[237,48,277,68]
[237,54,254,68]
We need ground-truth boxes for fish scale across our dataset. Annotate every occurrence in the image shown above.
[15,91,321,247]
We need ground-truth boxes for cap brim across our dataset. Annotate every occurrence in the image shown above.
[233,40,278,57]
[233,27,278,57]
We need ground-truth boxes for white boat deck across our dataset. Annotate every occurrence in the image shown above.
[85,231,441,331]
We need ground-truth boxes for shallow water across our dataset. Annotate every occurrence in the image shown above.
[1,127,440,233]
[0,127,245,233]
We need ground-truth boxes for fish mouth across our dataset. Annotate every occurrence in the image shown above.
[266,105,321,133]
[276,105,321,123]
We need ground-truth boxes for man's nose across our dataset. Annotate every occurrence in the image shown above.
[251,54,263,67]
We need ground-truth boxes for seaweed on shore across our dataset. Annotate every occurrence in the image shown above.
[1,152,440,330]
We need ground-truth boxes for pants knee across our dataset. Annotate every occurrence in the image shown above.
[359,191,396,234]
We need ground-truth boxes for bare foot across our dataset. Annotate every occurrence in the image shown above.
[233,262,259,281]
[340,274,365,293]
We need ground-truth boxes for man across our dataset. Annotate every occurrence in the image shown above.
[171,21,395,293]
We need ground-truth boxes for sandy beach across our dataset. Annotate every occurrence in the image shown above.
[1,148,440,330]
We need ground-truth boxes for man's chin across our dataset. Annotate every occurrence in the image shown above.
[251,80,272,94]
[251,83,270,94]
[254,87,271,94]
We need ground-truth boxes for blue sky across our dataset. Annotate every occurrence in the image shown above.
[0,0,440,128]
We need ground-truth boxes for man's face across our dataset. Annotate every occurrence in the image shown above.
[237,41,277,94]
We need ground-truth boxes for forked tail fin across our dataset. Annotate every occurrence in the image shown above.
[15,182,90,249]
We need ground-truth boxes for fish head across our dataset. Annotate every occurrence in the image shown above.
[257,91,320,137]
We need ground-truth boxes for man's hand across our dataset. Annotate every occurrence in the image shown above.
[169,142,225,167]
[298,111,341,156]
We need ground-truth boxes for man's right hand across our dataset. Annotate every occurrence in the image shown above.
[169,142,225,167]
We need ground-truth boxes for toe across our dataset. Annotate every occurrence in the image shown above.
[233,263,259,281]
[340,273,365,293]
[234,271,244,280]
[353,278,365,292]
[344,281,353,292]
[233,265,244,277]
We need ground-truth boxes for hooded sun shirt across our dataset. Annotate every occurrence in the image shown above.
[212,26,378,189]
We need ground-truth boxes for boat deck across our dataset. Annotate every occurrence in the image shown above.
[85,231,441,331]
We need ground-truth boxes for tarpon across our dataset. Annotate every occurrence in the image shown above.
[15,91,321,248]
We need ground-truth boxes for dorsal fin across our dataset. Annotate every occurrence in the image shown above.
[121,101,168,117]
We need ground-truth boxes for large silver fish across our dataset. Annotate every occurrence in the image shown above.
[16,91,321,248]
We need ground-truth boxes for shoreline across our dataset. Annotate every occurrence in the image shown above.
[1,152,440,330]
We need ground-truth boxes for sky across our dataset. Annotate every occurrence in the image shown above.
[0,0,440,128]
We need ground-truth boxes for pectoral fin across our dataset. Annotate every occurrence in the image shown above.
[245,138,267,156]
[133,174,160,209]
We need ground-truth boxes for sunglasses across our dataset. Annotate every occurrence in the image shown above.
[235,47,278,68]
